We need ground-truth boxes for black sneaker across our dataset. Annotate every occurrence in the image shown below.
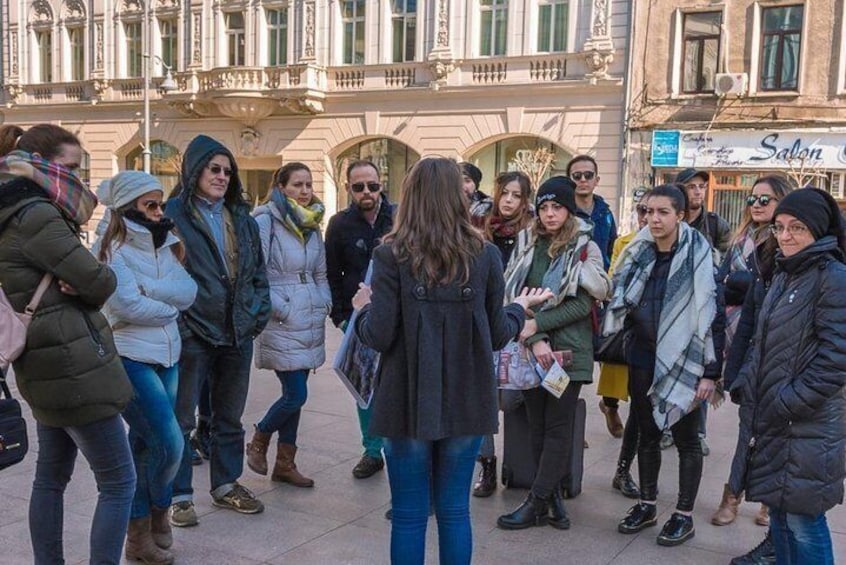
[352,455,384,479]
[618,502,657,534]
[730,532,776,564]
[656,512,695,546]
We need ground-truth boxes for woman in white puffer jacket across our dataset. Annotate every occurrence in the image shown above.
[246,162,332,488]
[93,170,197,564]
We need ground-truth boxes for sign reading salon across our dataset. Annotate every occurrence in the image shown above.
[650,130,846,170]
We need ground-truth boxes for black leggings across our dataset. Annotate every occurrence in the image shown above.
[523,383,583,499]
[629,366,702,512]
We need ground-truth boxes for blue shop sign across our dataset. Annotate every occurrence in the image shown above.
[651,130,680,167]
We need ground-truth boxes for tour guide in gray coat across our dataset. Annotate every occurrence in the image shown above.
[735,188,846,563]
[165,134,271,526]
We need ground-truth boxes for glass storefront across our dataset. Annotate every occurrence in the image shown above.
[466,136,572,194]
[335,138,420,208]
[126,141,181,196]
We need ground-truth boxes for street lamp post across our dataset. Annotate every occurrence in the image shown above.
[141,2,177,173]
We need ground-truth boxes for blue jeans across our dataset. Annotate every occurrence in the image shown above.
[384,435,482,565]
[173,336,253,501]
[121,359,183,519]
[30,415,136,565]
[257,369,309,445]
[770,508,834,565]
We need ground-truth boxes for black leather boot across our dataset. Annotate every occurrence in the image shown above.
[618,502,657,534]
[656,512,695,546]
[548,487,571,530]
[472,456,497,498]
[497,493,549,530]
[612,458,641,499]
[730,532,776,564]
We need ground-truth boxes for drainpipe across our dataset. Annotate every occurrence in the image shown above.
[618,0,637,222]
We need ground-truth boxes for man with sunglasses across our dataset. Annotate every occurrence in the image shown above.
[325,160,395,480]
[567,155,617,270]
[165,135,271,527]
[675,168,731,264]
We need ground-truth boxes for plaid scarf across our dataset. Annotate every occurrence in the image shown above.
[270,189,325,243]
[0,150,97,226]
[603,222,717,430]
[503,218,611,309]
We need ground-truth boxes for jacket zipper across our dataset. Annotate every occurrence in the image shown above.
[83,312,106,357]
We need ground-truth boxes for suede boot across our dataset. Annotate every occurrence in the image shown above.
[711,484,742,526]
[150,506,172,549]
[755,504,770,527]
[497,493,549,530]
[599,399,624,438]
[271,443,314,487]
[472,456,497,498]
[125,516,174,564]
[246,425,273,476]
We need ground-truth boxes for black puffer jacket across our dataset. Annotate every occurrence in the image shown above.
[737,236,846,515]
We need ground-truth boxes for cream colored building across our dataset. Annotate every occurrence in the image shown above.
[625,0,846,227]
[1,0,629,232]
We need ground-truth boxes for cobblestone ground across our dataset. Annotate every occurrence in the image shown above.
[1,322,844,564]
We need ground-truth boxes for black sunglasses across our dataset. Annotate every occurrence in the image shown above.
[351,182,382,193]
[207,164,233,177]
[140,200,163,212]
[570,171,595,181]
[747,194,776,207]
[636,205,648,215]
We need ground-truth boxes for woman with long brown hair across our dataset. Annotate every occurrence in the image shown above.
[352,157,550,565]
[93,170,197,564]
[473,170,534,497]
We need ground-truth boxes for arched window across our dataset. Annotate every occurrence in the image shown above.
[126,141,181,195]
[335,138,420,207]
[466,136,572,193]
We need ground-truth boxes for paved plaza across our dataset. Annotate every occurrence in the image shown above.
[1,324,845,564]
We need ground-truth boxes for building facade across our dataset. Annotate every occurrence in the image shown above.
[1,0,630,233]
[625,0,846,228]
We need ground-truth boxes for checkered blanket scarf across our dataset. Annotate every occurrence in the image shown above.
[603,223,717,430]
[0,150,97,226]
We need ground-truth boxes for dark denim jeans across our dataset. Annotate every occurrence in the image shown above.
[770,508,834,565]
[121,358,183,519]
[384,435,482,565]
[256,369,308,445]
[173,336,253,501]
[30,415,136,565]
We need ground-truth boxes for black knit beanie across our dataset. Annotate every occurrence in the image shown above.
[459,162,483,190]
[773,187,842,240]
[536,176,577,215]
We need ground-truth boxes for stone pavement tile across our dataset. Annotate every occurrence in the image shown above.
[0,507,91,564]
[171,503,346,562]
[124,545,265,565]
[612,533,734,565]
[268,522,391,564]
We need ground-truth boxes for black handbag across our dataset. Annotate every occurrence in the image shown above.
[0,371,28,471]
[594,326,632,365]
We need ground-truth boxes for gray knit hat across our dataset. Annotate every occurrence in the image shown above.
[108,171,163,210]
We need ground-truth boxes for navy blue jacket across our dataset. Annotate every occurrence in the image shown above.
[576,194,617,270]
[165,135,270,346]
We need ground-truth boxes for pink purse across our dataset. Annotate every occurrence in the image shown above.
[0,274,53,368]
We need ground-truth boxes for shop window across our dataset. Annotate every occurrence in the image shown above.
[342,0,365,65]
[480,0,507,57]
[336,138,420,207]
[537,0,568,53]
[681,11,721,93]
[391,0,416,63]
[126,141,182,196]
[467,136,571,192]
[760,5,803,91]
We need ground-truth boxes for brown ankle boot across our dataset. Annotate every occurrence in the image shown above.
[246,426,273,476]
[755,504,770,527]
[271,443,314,487]
[126,516,174,564]
[598,400,624,438]
[150,506,172,549]
[710,484,742,526]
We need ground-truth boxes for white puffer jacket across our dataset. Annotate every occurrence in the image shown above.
[96,220,197,367]
[253,203,332,371]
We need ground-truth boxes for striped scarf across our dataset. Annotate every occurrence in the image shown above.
[503,218,612,308]
[270,189,325,243]
[603,222,717,430]
[0,150,97,226]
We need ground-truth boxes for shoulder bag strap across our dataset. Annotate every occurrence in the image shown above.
[0,368,12,399]
[24,273,54,315]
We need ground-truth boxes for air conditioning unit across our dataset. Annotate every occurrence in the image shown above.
[714,73,748,96]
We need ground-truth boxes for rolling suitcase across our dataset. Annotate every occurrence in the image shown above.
[501,395,586,499]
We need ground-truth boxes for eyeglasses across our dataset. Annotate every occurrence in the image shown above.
[636,205,648,215]
[207,164,233,177]
[769,223,809,237]
[351,182,382,193]
[570,171,595,181]
[140,200,163,212]
[747,194,777,207]
[685,183,708,191]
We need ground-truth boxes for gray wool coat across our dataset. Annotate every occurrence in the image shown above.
[253,203,332,372]
[356,242,526,441]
